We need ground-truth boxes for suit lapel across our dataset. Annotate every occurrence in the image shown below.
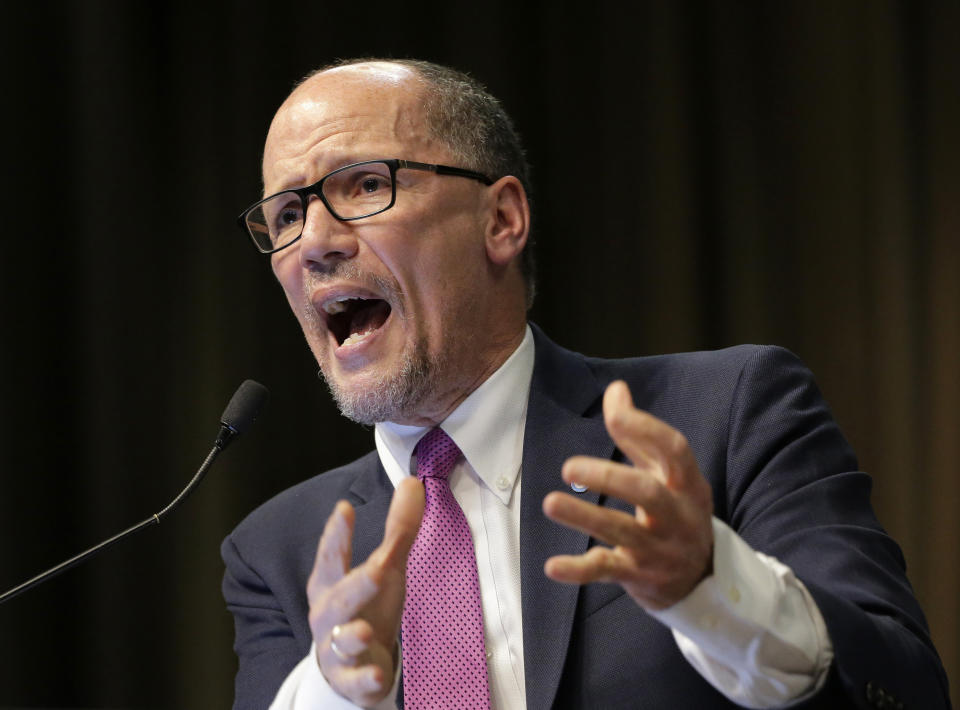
[521,327,614,710]
[345,456,395,569]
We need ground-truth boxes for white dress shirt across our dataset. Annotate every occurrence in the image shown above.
[271,326,833,709]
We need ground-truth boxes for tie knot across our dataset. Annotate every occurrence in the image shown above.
[415,428,461,481]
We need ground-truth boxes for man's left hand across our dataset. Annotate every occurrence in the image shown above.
[542,380,714,610]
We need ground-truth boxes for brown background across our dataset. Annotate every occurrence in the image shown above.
[0,1,956,707]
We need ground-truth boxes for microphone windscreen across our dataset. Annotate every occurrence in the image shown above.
[220,380,270,434]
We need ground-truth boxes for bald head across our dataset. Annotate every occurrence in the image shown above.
[264,63,433,194]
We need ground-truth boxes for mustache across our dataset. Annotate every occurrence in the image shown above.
[302,261,405,309]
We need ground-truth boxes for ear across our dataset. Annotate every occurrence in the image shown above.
[484,176,530,266]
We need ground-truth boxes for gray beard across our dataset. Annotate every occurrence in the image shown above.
[300,263,439,424]
[319,333,440,425]
[300,262,456,425]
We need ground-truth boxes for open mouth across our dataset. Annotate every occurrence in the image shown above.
[322,296,392,347]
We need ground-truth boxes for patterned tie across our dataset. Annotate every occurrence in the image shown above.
[401,428,491,709]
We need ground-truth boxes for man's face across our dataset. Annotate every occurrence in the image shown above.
[263,64,495,425]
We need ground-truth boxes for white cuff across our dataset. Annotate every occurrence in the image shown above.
[269,642,400,710]
[648,518,833,708]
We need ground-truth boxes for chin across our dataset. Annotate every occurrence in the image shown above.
[318,338,438,426]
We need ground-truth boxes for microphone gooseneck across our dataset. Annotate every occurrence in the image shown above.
[0,380,270,606]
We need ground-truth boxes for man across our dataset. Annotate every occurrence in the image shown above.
[222,59,950,709]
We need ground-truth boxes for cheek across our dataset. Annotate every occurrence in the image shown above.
[272,253,303,303]
[365,203,487,324]
[434,237,490,295]
[413,247,488,339]
[403,246,474,310]
[271,254,322,341]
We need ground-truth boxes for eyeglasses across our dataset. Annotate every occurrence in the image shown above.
[238,158,493,254]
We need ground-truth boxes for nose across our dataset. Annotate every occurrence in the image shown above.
[297,195,359,270]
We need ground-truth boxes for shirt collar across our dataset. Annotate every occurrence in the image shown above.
[375,325,535,504]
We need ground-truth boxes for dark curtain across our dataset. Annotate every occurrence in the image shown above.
[0,1,956,707]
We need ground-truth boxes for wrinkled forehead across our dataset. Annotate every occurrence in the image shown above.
[262,63,433,187]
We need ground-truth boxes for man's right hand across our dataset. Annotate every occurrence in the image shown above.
[306,477,425,707]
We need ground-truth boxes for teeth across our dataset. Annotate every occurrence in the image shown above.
[341,328,374,347]
[323,296,360,315]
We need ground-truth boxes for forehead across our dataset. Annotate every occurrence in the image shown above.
[262,64,439,192]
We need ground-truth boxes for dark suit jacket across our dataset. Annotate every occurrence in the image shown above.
[222,326,950,709]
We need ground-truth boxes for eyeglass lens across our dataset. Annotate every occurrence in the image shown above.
[246,161,395,251]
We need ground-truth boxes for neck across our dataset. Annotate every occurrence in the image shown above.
[394,322,527,427]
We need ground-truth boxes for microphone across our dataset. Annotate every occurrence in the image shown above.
[0,379,270,606]
[216,378,271,450]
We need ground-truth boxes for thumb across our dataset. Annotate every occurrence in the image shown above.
[378,476,426,568]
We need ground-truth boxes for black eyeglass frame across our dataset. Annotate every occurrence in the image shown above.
[237,158,494,254]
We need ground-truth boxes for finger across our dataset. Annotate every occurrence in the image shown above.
[543,491,651,548]
[330,618,375,657]
[545,547,695,611]
[309,501,355,592]
[317,625,396,706]
[374,476,425,568]
[328,563,383,618]
[602,381,698,489]
[544,546,625,585]
[560,457,671,523]
[329,630,357,666]
[323,662,389,702]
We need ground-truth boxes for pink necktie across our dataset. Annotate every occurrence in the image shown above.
[401,428,491,709]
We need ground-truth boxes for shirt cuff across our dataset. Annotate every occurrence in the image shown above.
[647,517,833,709]
[269,642,401,710]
